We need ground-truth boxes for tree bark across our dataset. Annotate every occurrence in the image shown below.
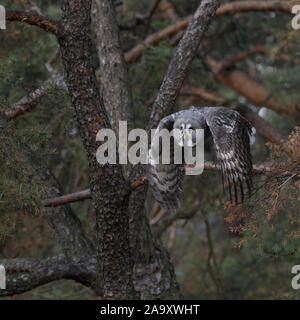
[58,0,136,300]
[148,0,220,130]
[92,0,134,134]
[6,9,58,35]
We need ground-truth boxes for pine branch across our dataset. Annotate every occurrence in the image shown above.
[43,161,274,208]
[206,56,300,120]
[124,1,295,64]
[0,254,98,297]
[0,255,71,297]
[6,9,58,35]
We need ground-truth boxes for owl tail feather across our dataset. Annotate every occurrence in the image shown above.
[146,163,185,212]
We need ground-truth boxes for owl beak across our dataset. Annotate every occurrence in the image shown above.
[180,128,185,140]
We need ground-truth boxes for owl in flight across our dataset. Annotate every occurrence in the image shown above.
[147,106,253,211]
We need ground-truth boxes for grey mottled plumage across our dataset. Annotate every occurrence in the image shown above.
[147,106,253,211]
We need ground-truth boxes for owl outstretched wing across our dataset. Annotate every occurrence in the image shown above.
[147,111,186,212]
[203,107,253,203]
[147,106,253,211]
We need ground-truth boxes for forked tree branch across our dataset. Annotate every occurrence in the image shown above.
[59,0,137,299]
[7,1,297,122]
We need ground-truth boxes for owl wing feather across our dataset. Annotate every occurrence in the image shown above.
[147,106,253,211]
[147,111,186,212]
[203,107,253,204]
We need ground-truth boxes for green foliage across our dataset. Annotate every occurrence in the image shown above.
[130,40,175,126]
[264,66,300,106]
[296,33,300,56]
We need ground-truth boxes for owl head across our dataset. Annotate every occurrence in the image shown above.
[173,114,206,147]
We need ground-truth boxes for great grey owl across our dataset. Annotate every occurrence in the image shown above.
[147,106,253,211]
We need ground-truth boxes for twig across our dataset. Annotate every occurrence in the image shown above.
[144,0,163,36]
[43,161,273,207]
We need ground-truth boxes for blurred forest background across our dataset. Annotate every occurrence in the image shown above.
[0,0,300,299]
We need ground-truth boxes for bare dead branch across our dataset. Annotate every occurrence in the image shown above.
[5,83,48,120]
[218,46,268,70]
[5,68,66,120]
[43,161,274,208]
[207,46,300,73]
[6,9,58,35]
[44,189,92,207]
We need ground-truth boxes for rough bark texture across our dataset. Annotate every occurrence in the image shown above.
[126,0,221,299]
[92,0,134,133]
[0,138,98,296]
[9,0,287,300]
[6,9,58,35]
[0,255,72,296]
[148,0,220,130]
[58,0,136,300]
